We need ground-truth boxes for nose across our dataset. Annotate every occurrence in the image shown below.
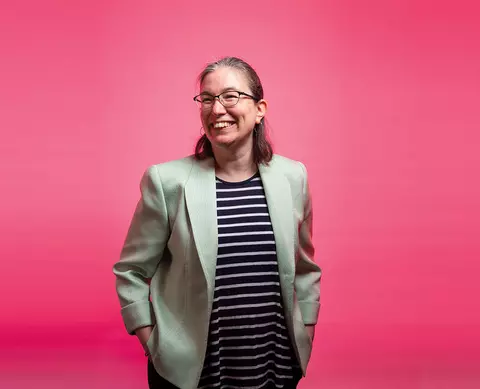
[211,98,226,115]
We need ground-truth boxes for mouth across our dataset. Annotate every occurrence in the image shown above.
[210,121,236,130]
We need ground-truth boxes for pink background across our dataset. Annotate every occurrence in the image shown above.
[1,0,479,388]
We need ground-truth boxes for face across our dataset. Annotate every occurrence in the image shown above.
[199,67,267,150]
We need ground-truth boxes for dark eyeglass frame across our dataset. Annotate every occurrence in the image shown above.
[193,90,260,108]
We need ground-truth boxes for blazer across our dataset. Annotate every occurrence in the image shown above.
[113,154,321,389]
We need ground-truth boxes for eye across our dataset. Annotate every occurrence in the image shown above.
[200,95,213,103]
[222,92,238,102]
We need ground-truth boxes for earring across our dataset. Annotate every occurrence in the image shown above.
[200,126,204,135]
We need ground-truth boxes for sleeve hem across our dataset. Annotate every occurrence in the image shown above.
[298,301,320,325]
[121,300,155,335]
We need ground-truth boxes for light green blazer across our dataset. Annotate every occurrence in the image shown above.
[113,154,321,389]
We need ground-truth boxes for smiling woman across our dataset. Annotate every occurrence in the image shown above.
[113,56,321,389]
[193,57,273,172]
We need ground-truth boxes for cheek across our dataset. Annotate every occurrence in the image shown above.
[240,112,257,128]
[200,112,209,125]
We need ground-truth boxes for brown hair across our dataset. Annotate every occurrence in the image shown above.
[194,57,273,164]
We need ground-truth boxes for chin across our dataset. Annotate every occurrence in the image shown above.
[208,131,236,144]
[212,136,237,148]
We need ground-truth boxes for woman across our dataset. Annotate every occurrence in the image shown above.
[113,56,321,389]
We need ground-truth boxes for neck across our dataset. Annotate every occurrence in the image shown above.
[212,139,257,182]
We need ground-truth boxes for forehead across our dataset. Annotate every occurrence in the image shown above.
[200,67,250,94]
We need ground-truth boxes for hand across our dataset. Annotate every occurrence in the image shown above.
[135,325,154,356]
[305,325,315,342]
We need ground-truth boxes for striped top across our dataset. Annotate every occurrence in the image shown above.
[198,172,300,389]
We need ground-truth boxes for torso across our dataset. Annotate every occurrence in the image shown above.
[198,172,301,389]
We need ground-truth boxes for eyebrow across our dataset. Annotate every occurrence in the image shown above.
[200,87,238,95]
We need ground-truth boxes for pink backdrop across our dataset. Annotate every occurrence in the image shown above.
[1,0,479,388]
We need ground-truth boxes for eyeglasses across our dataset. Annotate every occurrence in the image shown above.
[193,90,259,109]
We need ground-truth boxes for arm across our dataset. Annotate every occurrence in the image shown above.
[295,162,321,336]
[113,166,170,338]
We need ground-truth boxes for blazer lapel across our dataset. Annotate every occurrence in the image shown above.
[184,158,296,292]
[185,157,218,291]
[259,162,295,284]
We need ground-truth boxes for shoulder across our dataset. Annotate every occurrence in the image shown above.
[145,155,197,180]
[264,154,309,202]
[141,155,197,193]
[269,153,308,181]
[268,154,311,208]
[151,154,196,171]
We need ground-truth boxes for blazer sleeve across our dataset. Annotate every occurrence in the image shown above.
[113,165,170,334]
[295,162,321,325]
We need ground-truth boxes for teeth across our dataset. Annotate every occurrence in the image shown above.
[213,122,234,128]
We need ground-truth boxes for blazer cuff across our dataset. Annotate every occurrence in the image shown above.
[121,300,155,335]
[299,301,320,325]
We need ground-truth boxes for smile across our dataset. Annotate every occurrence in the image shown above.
[212,121,235,129]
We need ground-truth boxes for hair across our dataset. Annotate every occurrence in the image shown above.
[194,56,273,164]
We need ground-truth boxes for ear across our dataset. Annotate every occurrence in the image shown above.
[255,99,268,124]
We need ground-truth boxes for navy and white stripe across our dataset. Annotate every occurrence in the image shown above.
[198,173,300,389]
